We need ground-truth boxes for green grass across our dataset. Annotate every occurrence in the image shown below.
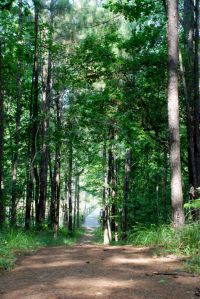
[92,227,104,244]
[127,223,200,273]
[127,223,200,255]
[0,227,84,270]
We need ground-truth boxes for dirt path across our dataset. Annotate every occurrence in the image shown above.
[0,229,199,299]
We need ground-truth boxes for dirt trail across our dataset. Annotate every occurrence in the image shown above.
[0,229,199,299]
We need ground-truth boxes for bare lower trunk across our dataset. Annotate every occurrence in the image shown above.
[103,206,111,245]
[73,178,77,231]
[122,148,131,239]
[0,43,5,226]
[76,175,80,228]
[49,154,54,228]
[25,173,33,229]
[53,149,61,238]
[108,128,118,241]
[162,150,168,221]
[167,0,184,227]
[102,142,110,244]
[68,140,73,233]
[49,150,60,238]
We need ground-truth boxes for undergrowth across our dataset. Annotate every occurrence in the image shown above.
[92,227,104,244]
[0,227,83,270]
[127,223,200,273]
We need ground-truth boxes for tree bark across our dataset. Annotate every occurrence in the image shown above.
[167,0,184,227]
[0,42,5,227]
[76,175,80,228]
[11,0,23,226]
[73,175,77,230]
[25,1,39,229]
[102,141,111,244]
[162,150,168,221]
[38,0,54,225]
[53,95,61,237]
[122,148,131,239]
[182,0,197,188]
[49,153,54,228]
[68,138,73,233]
[108,128,118,241]
[193,0,200,187]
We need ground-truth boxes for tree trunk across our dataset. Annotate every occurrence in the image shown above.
[49,148,60,237]
[38,69,49,224]
[25,2,39,229]
[122,148,131,239]
[73,176,77,231]
[38,0,54,225]
[53,95,61,237]
[162,149,168,222]
[68,139,73,234]
[182,0,197,189]
[167,0,184,227]
[11,0,23,226]
[49,153,54,228]
[193,0,200,187]
[76,175,80,228]
[102,141,111,244]
[0,42,5,227]
[108,128,118,241]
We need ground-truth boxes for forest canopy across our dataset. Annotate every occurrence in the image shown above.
[0,0,199,244]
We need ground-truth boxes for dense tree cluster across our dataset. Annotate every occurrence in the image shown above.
[0,0,199,242]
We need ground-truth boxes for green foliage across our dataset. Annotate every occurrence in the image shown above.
[127,223,200,257]
[186,256,200,274]
[92,227,104,244]
[0,228,83,270]
[184,199,200,210]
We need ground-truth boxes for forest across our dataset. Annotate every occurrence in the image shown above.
[1,0,200,276]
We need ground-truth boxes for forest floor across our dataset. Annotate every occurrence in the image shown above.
[0,228,199,299]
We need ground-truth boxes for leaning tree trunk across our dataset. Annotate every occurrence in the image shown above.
[167,0,184,227]
[11,0,23,227]
[0,42,5,227]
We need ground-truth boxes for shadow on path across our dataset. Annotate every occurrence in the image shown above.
[0,230,199,299]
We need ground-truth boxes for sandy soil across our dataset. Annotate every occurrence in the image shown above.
[0,229,199,299]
